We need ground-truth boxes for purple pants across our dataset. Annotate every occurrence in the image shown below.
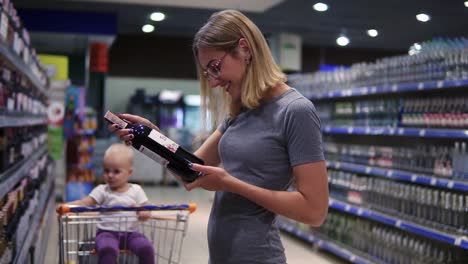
[95,229,155,264]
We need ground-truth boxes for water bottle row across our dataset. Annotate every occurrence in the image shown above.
[324,142,468,180]
[288,37,468,97]
[328,169,467,235]
[315,211,467,264]
[317,96,468,129]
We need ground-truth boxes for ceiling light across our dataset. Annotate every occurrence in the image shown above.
[414,43,422,50]
[142,24,154,33]
[367,29,378,37]
[150,12,165,22]
[416,13,431,22]
[465,1,468,7]
[336,36,350,46]
[313,3,328,12]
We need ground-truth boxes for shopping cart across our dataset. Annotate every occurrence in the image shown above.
[57,203,197,264]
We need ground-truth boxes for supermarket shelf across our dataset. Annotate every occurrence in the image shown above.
[79,163,94,170]
[0,41,47,93]
[79,146,95,153]
[310,79,468,100]
[329,199,468,249]
[277,220,374,264]
[35,191,55,264]
[0,114,47,128]
[0,146,47,199]
[322,126,468,139]
[327,161,468,192]
[76,129,96,136]
[14,176,54,264]
[36,199,56,264]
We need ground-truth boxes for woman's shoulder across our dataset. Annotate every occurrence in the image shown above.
[280,89,316,112]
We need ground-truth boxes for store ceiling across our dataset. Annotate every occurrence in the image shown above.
[13,0,468,52]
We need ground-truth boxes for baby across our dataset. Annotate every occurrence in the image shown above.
[64,143,155,264]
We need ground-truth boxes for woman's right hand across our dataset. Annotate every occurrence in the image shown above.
[107,113,159,142]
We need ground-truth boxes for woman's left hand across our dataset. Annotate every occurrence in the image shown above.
[184,163,233,191]
[137,210,151,221]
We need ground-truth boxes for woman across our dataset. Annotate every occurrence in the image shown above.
[110,9,328,264]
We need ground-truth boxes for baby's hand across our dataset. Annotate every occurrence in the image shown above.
[137,210,151,221]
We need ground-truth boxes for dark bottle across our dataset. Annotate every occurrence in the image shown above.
[104,111,204,182]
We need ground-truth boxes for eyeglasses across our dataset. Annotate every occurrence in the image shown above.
[202,51,229,80]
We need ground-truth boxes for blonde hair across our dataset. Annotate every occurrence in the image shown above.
[193,9,286,129]
[104,143,134,167]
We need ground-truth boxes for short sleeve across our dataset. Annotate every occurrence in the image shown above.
[89,184,106,204]
[217,117,231,134]
[284,98,325,166]
[133,184,149,204]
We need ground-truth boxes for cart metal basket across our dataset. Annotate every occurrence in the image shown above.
[57,203,197,264]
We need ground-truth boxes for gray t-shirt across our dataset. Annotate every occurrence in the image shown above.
[208,88,324,264]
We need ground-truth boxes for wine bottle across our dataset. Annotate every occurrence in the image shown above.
[104,111,203,182]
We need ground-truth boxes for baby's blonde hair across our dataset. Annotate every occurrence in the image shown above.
[104,143,134,167]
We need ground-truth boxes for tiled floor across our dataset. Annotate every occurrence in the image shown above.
[47,185,344,264]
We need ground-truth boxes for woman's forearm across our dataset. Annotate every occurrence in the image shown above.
[225,177,328,226]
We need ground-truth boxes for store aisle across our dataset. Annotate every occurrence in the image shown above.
[46,185,344,264]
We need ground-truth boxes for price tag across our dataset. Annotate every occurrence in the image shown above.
[336,163,341,169]
[387,170,394,177]
[419,129,426,137]
[398,128,405,135]
[328,91,334,97]
[389,128,396,135]
[418,82,424,90]
[362,87,368,95]
[454,237,465,246]
[411,174,418,182]
[396,220,402,228]
[317,240,324,247]
[437,80,444,88]
[447,181,454,189]
[350,256,356,262]
[365,167,372,174]
[325,126,331,132]
[348,127,354,134]
[430,178,437,186]
[345,205,351,211]
[365,127,371,134]
[357,208,364,216]
[392,84,398,92]
[371,86,377,93]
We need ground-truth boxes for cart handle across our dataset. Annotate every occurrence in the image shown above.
[57,203,197,215]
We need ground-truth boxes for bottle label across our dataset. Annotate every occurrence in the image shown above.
[148,129,179,153]
[139,145,168,166]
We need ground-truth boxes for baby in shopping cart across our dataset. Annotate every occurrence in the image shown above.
[62,143,156,264]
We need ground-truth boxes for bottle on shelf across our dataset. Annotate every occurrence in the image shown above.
[104,111,204,183]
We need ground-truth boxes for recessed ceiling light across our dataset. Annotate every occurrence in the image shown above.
[142,24,155,33]
[367,29,378,37]
[150,12,165,22]
[336,36,350,46]
[465,1,468,7]
[416,13,431,22]
[313,3,328,12]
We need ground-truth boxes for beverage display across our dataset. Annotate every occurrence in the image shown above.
[316,96,468,129]
[104,111,204,182]
[324,142,468,180]
[328,169,467,235]
[289,37,468,97]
